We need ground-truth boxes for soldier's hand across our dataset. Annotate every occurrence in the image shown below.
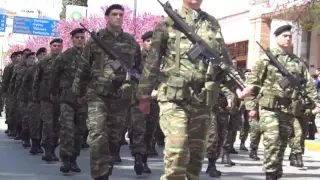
[311,103,320,115]
[236,85,253,99]
[151,90,158,99]
[248,110,258,119]
[227,99,234,107]
[139,99,150,114]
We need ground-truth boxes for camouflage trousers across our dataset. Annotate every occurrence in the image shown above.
[288,118,307,155]
[130,100,159,156]
[249,117,261,150]
[5,96,14,127]
[59,102,87,159]
[259,109,293,174]
[27,102,41,139]
[239,110,250,141]
[86,89,130,178]
[206,109,229,160]
[159,101,210,180]
[40,100,60,148]
[223,109,241,150]
[18,101,29,139]
[6,96,17,131]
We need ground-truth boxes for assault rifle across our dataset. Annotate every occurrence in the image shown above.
[80,23,140,80]
[157,0,245,90]
[256,41,308,98]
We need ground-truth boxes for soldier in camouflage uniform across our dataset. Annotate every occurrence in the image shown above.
[72,5,142,180]
[136,1,247,179]
[1,51,22,136]
[129,31,156,175]
[0,72,3,117]
[245,24,320,179]
[20,48,47,155]
[51,28,88,173]
[33,38,63,162]
[206,92,230,177]
[16,50,33,148]
[9,48,31,141]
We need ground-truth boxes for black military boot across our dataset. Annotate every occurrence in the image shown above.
[112,146,122,163]
[221,149,235,167]
[149,141,158,157]
[134,154,143,175]
[120,135,128,145]
[266,172,278,180]
[239,140,248,151]
[229,146,238,154]
[29,138,38,155]
[81,142,89,149]
[22,139,31,148]
[206,158,221,177]
[296,153,304,167]
[60,157,71,173]
[249,149,260,160]
[289,153,298,167]
[14,133,21,140]
[157,138,165,147]
[142,154,151,173]
[42,144,53,162]
[70,156,81,172]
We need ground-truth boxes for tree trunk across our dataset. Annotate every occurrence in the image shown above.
[60,0,88,19]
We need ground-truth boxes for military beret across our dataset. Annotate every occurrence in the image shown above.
[50,38,63,45]
[16,51,23,56]
[105,4,124,16]
[22,48,31,54]
[26,52,35,59]
[70,28,86,36]
[274,24,292,36]
[244,69,251,73]
[36,47,47,56]
[10,52,18,58]
[141,31,153,41]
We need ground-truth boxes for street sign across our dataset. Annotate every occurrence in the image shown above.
[0,14,6,32]
[12,16,59,37]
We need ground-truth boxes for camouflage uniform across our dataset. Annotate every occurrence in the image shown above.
[1,63,16,135]
[33,54,60,161]
[72,28,141,178]
[136,8,239,180]
[245,48,319,177]
[0,76,3,115]
[51,47,87,171]
[7,64,22,138]
[20,63,42,153]
[206,92,229,177]
[239,103,250,146]
[15,61,30,145]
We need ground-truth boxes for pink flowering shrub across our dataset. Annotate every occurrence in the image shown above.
[7,5,163,57]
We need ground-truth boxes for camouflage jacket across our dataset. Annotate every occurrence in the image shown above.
[18,63,38,102]
[1,63,15,94]
[72,28,141,97]
[51,47,83,104]
[8,63,24,97]
[136,7,237,103]
[32,54,58,101]
[14,62,28,101]
[245,48,318,111]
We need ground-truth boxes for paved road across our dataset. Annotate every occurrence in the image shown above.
[0,119,319,180]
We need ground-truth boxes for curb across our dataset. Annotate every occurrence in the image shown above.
[304,140,320,152]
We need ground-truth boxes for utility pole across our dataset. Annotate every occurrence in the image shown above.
[133,0,137,35]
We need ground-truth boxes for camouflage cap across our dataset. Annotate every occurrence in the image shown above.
[50,38,63,45]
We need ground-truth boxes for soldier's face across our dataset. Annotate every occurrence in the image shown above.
[27,55,36,65]
[106,9,124,28]
[143,38,152,51]
[37,52,47,60]
[183,0,203,9]
[72,33,86,48]
[276,31,292,48]
[232,60,237,67]
[50,42,63,54]
[16,54,23,62]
